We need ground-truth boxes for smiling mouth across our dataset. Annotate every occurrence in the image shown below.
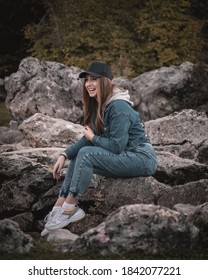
[88,88,96,93]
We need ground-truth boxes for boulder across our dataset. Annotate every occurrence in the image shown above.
[0,155,55,218]
[46,229,79,243]
[81,176,170,216]
[70,204,199,257]
[145,109,208,164]
[18,112,83,148]
[154,151,208,185]
[158,179,208,208]
[132,62,208,121]
[0,219,34,254]
[0,126,23,144]
[4,56,83,123]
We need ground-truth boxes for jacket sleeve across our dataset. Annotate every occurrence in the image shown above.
[64,136,93,159]
[92,111,131,154]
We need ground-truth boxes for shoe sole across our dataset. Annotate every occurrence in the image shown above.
[41,228,58,237]
[40,228,51,237]
[45,208,85,230]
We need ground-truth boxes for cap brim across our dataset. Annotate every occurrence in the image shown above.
[79,71,103,78]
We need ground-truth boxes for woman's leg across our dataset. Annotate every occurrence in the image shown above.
[41,159,82,235]
[49,158,78,206]
[45,144,156,231]
[67,144,157,199]
[59,158,76,198]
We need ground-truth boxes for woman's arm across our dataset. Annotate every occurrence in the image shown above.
[92,111,131,154]
[64,136,93,159]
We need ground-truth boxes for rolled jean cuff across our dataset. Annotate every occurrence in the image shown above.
[59,188,78,198]
[68,190,81,199]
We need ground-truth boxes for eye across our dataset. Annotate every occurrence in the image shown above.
[92,77,97,80]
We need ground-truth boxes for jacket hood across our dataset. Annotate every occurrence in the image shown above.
[105,87,134,107]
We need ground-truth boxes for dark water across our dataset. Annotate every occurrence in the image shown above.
[0,102,12,126]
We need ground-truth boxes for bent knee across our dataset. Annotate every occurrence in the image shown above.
[77,146,92,158]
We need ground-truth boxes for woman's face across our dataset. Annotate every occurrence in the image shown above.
[84,75,98,98]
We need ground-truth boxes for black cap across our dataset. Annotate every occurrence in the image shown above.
[79,61,113,80]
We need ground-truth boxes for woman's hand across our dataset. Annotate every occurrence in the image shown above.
[52,154,66,180]
[83,125,95,141]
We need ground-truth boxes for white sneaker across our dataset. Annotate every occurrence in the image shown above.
[40,228,51,237]
[45,206,85,231]
[40,207,62,236]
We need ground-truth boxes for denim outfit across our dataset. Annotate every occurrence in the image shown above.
[60,90,157,199]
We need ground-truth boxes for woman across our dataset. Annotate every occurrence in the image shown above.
[41,61,157,236]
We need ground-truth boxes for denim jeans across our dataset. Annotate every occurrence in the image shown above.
[60,143,157,199]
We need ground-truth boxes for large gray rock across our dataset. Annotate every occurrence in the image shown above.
[132,61,208,121]
[46,229,79,243]
[158,179,208,208]
[0,126,23,144]
[70,204,199,257]
[175,202,208,244]
[190,203,208,236]
[4,57,83,123]
[154,151,208,185]
[81,176,170,216]
[145,109,208,164]
[18,112,83,148]
[0,155,55,216]
[0,219,34,254]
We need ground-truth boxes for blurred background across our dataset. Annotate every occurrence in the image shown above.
[0,0,208,79]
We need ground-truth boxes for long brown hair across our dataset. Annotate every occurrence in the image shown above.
[82,76,114,134]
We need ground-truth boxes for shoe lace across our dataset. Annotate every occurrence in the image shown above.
[44,213,51,223]
[44,208,62,223]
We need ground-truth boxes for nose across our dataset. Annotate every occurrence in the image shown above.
[85,79,93,86]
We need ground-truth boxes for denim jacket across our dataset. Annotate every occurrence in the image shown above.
[65,88,150,159]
